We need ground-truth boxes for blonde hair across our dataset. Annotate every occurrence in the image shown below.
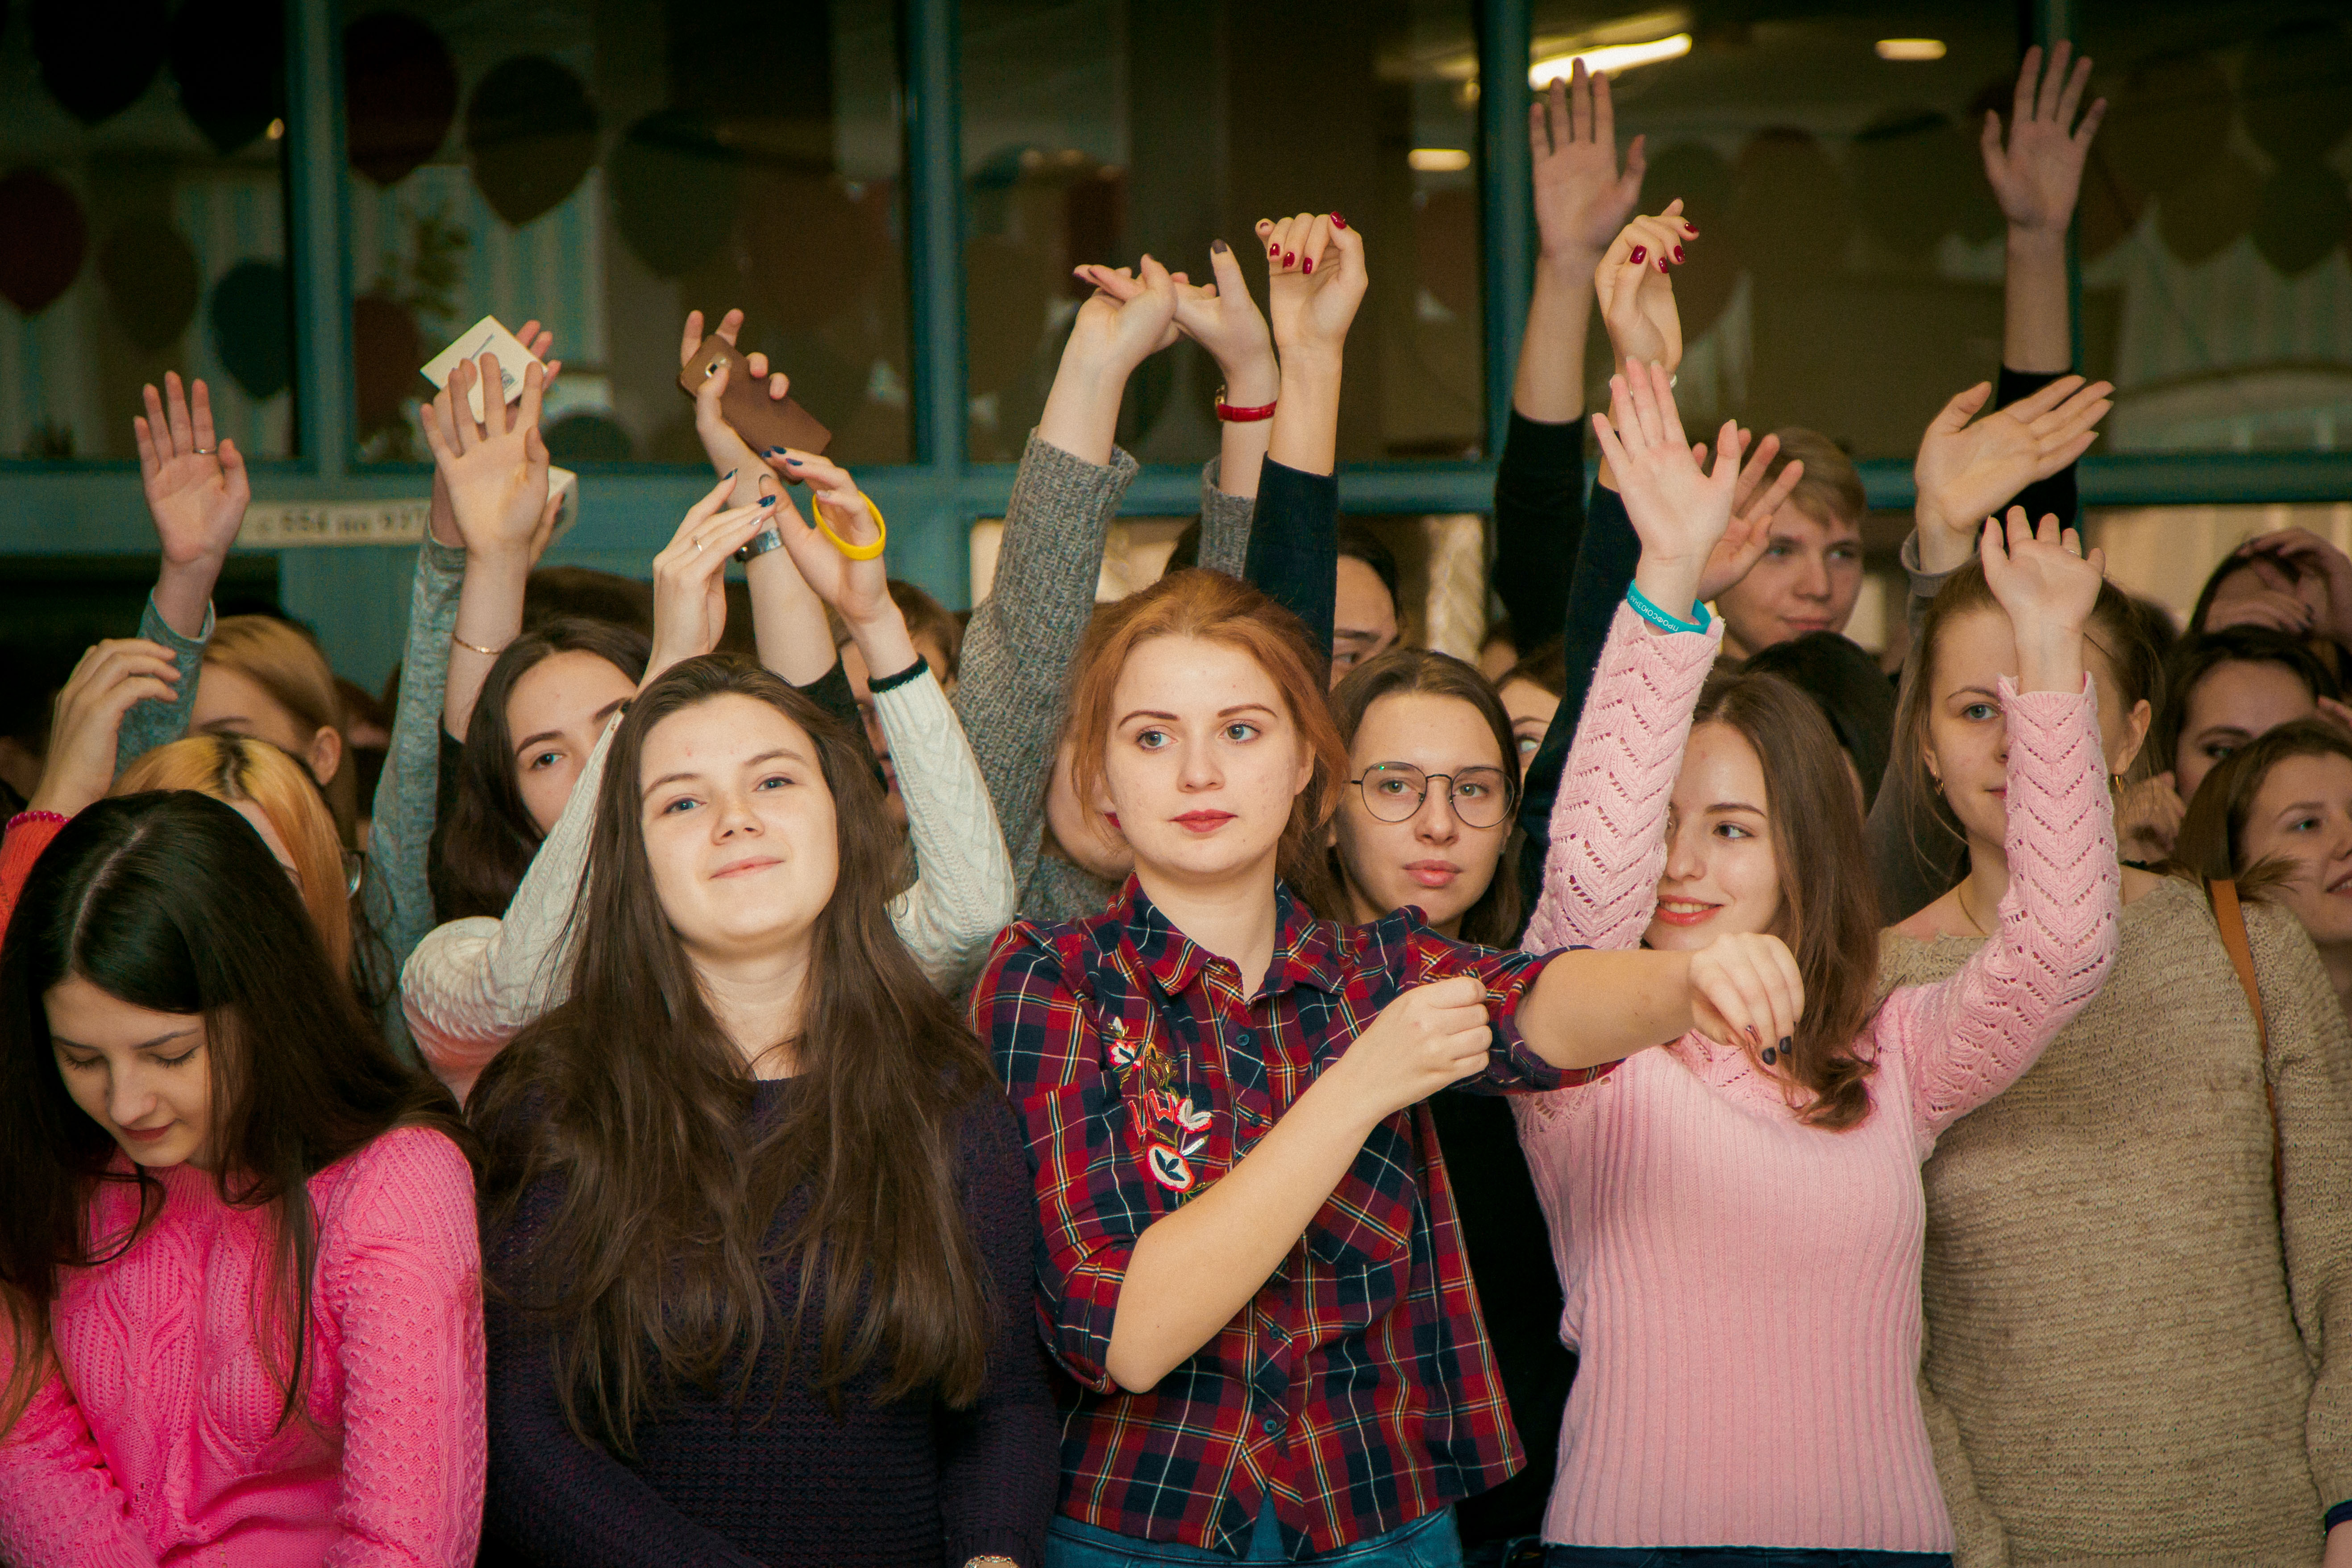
[1761,427,1866,531]
[116,736,353,976]
[204,617,357,846]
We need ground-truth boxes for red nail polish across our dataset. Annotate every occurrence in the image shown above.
[1331,212,1347,229]
[1658,258,1670,272]
[1284,251,1295,267]
[1302,258,1313,274]
[1683,224,1699,236]
[1672,245,1685,263]
[1269,243,1280,257]
[1629,245,1646,265]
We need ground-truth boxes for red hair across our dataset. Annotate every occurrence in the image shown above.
[1064,570,1347,903]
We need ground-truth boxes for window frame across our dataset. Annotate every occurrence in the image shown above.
[2,0,2345,688]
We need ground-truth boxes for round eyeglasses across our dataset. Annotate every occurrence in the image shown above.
[1350,762,1515,828]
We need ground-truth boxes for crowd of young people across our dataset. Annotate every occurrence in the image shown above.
[1,43,2348,1568]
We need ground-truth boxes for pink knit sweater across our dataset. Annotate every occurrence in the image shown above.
[0,1127,486,1567]
[1514,605,2118,1551]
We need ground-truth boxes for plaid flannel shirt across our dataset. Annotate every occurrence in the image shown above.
[970,878,1612,1560]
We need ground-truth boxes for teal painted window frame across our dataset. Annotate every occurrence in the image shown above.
[3,0,2347,687]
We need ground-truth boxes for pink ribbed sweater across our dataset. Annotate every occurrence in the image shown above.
[0,1127,486,1568]
[1514,605,2119,1550]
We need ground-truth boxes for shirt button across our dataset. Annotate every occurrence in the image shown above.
[1236,1030,1255,1048]
[1261,1414,1282,1435]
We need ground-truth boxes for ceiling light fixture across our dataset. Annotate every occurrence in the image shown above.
[1874,38,1947,61]
[1529,33,1692,86]
[1409,148,1473,172]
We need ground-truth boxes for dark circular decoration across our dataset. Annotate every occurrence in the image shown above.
[1641,141,1738,341]
[345,11,459,187]
[351,291,422,434]
[1851,108,1995,260]
[2157,145,2261,266]
[167,0,285,154]
[0,166,88,316]
[99,214,200,350]
[609,108,743,278]
[2104,51,2232,204]
[465,54,598,228]
[2240,20,2352,171]
[544,411,635,463]
[2251,160,2352,279]
[32,0,167,125]
[210,260,292,400]
[1731,127,1851,283]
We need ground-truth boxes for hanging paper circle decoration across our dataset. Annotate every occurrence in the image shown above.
[345,11,459,187]
[168,0,286,156]
[610,108,742,278]
[210,260,292,400]
[465,54,599,227]
[0,167,88,316]
[100,215,201,351]
[350,291,422,435]
[32,0,167,126]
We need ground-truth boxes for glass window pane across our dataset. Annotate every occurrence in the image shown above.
[342,0,910,466]
[960,0,1484,465]
[1528,6,2024,462]
[0,1,297,460]
[2075,5,2352,454]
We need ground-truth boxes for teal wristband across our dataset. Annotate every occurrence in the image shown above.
[1627,582,1710,634]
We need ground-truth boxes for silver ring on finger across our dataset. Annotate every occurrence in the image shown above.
[192,445,216,455]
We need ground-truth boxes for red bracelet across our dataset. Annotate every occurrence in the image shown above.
[6,809,67,832]
[1214,386,1276,423]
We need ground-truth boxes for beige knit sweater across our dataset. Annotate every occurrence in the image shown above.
[1880,876,2352,1566]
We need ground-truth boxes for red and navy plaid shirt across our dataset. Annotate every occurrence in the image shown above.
[969,878,1612,1560]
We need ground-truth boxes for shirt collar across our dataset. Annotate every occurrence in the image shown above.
[1119,878,1346,1000]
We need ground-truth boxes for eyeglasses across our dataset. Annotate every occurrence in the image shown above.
[1350,763,1515,828]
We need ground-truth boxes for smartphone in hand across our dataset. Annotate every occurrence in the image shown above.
[677,335,832,458]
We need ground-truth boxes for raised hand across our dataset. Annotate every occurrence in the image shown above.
[678,308,798,503]
[764,450,892,628]
[1591,360,1741,618]
[1981,505,2105,694]
[1593,201,1695,374]
[136,372,251,638]
[1327,976,1495,1121]
[1913,375,2112,574]
[28,640,181,818]
[1694,429,1809,604]
[1069,254,1182,371]
[420,355,553,562]
[644,477,783,688]
[1686,932,1805,1063]
[2234,528,2352,646]
[1532,59,1647,262]
[1076,242,1276,399]
[428,318,557,547]
[1983,42,2105,237]
[1258,212,1367,361]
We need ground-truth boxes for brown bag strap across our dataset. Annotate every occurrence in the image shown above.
[2207,878,2284,1207]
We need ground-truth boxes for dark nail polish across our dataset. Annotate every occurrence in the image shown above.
[723,469,736,481]
[1762,1045,1778,1065]
[1672,245,1685,263]
[1331,212,1348,229]
[1745,1025,1761,1044]
[1302,258,1313,274]
[760,494,777,506]
[1629,245,1646,265]
[1779,1036,1792,1054]
[765,445,786,455]
[784,457,804,466]
[1284,251,1296,267]
[1211,237,1229,254]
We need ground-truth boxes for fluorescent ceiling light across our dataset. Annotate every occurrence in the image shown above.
[1409,148,1473,172]
[1529,33,1691,86]
[1875,37,1947,60]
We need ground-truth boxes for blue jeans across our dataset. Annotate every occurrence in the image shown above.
[1542,1551,1950,1568]
[1049,1499,1463,1566]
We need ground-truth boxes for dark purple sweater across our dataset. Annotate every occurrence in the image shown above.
[479,1080,1058,1567]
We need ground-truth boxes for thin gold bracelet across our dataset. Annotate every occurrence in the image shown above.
[450,632,509,657]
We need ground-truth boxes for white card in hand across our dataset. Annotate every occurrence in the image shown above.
[546,465,579,544]
[420,316,543,423]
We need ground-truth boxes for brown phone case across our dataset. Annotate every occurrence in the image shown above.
[677,335,833,456]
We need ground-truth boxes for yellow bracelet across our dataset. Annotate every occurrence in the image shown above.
[810,491,887,560]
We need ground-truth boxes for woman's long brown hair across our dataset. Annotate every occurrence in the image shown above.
[0,792,470,1437]
[1688,670,1884,1130]
[469,655,999,1453]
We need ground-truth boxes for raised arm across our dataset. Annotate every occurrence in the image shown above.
[954,269,1165,896]
[759,448,1017,986]
[118,373,249,770]
[1881,509,2119,1143]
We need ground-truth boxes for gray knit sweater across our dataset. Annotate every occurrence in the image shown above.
[956,436,1254,928]
[1882,878,2352,1564]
